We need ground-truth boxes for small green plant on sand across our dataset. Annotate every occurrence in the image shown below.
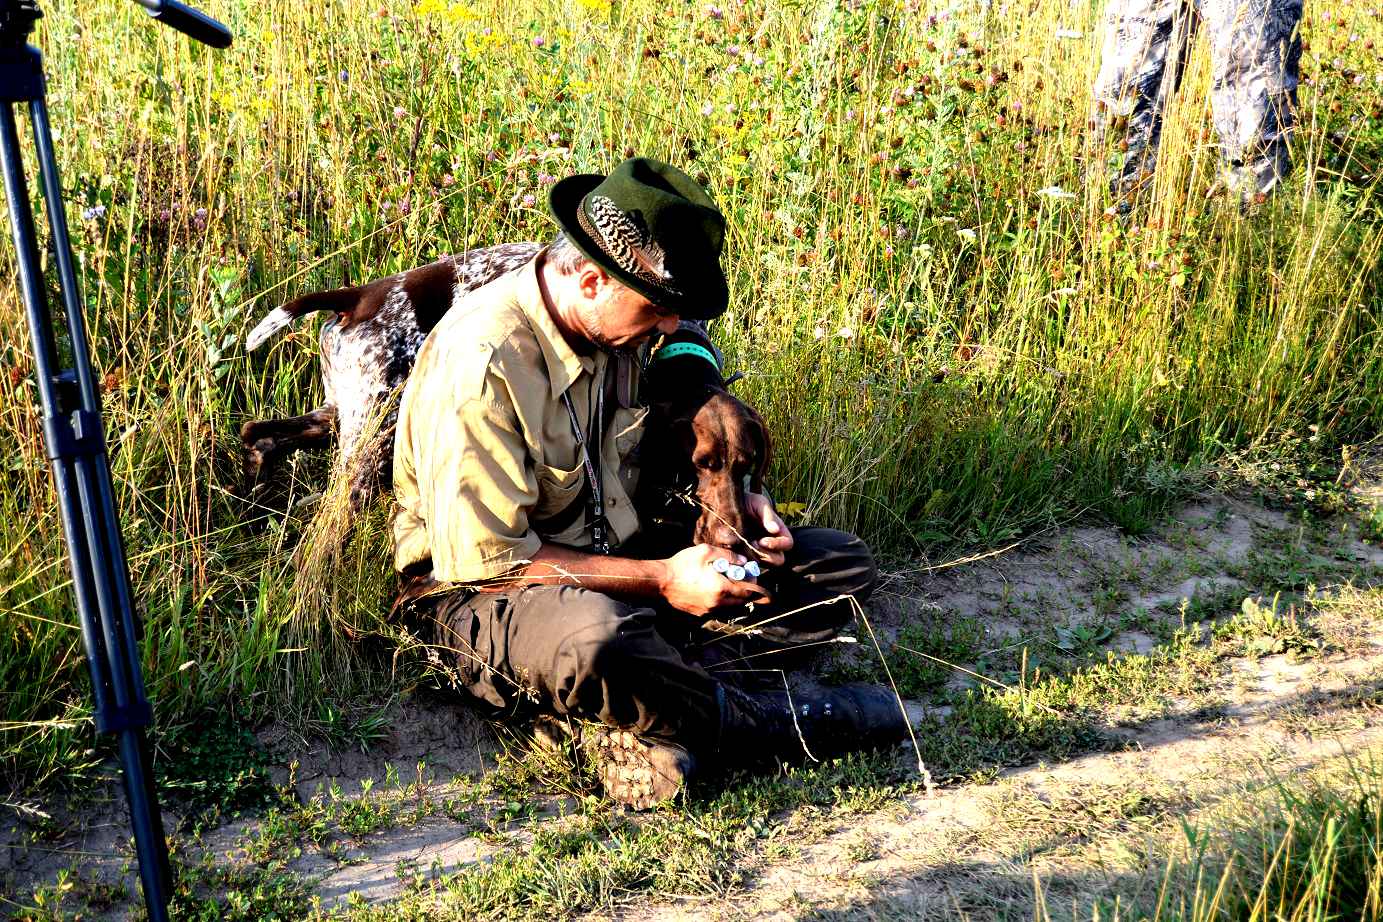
[1213,595,1322,660]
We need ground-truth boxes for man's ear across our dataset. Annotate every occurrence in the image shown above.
[576,261,609,301]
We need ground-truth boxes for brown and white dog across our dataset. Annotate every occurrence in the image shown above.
[241,245,768,556]
[241,243,541,506]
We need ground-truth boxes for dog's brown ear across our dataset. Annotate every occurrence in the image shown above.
[673,415,698,457]
[747,404,772,494]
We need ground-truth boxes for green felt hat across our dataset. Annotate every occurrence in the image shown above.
[548,157,729,320]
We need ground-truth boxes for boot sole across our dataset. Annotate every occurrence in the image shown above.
[588,729,693,810]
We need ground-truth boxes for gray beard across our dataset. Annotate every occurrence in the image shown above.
[577,301,618,351]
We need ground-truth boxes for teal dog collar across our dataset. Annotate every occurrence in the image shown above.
[652,341,720,372]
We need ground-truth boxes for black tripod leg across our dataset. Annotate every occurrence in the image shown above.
[0,89,172,922]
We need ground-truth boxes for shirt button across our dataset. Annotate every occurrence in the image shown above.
[609,497,618,507]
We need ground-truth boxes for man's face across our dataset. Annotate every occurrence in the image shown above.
[577,268,681,350]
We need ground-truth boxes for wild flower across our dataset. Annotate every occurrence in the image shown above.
[522,193,536,207]
[82,205,106,221]
[813,326,825,339]
[706,4,724,18]
[701,102,714,116]
[465,27,505,57]
[338,69,349,82]
[393,106,408,119]
[1054,28,1083,39]
[837,326,855,339]
[532,36,546,48]
[956,227,977,243]
[445,3,480,24]
[192,207,208,231]
[1036,186,1076,200]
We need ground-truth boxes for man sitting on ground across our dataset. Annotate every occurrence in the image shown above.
[390,157,909,808]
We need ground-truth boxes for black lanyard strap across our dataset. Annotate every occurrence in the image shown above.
[561,381,609,554]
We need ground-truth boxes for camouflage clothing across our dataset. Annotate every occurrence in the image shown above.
[1092,0,1303,200]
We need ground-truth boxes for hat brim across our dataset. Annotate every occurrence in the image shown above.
[549,174,728,320]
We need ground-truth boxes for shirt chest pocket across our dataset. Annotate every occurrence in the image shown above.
[611,406,649,466]
[533,461,585,521]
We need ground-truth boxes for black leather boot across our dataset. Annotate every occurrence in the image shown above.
[717,682,911,764]
[566,683,909,810]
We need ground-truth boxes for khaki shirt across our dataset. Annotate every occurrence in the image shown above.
[392,253,646,582]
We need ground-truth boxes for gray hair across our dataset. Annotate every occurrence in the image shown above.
[546,231,591,276]
[546,232,629,296]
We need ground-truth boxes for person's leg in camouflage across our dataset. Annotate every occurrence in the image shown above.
[1201,0,1302,203]
[1092,0,1198,199]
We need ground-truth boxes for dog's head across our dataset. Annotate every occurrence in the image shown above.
[639,323,773,554]
[677,390,772,553]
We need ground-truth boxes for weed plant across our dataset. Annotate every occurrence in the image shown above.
[1075,756,1383,922]
[1,0,1381,791]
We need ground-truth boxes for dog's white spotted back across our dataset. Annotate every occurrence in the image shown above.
[319,242,541,491]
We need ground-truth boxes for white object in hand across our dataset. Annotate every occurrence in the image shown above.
[744,561,761,579]
[712,558,730,574]
[727,565,747,581]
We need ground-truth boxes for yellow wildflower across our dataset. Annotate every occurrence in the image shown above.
[445,3,481,23]
[464,28,507,57]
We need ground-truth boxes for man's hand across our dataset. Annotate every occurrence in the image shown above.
[660,544,770,616]
[745,492,793,567]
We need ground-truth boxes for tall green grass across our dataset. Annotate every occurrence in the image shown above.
[1,0,1380,786]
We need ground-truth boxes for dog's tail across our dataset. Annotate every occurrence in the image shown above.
[246,287,364,352]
